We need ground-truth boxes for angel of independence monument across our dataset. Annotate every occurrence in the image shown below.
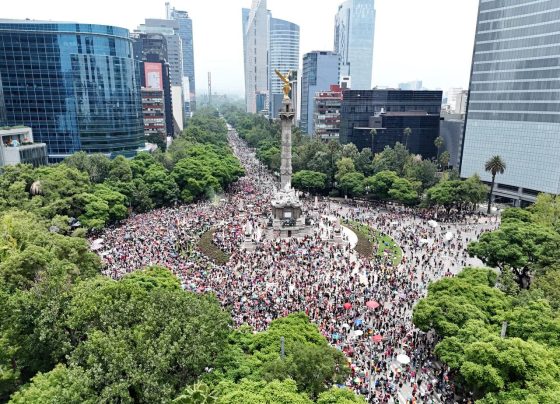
[267,69,310,239]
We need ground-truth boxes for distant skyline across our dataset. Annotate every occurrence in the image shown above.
[2,0,479,96]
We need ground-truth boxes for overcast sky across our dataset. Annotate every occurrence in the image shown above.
[4,0,479,96]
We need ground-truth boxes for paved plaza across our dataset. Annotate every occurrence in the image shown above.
[95,130,499,403]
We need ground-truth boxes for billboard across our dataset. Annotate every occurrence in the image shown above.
[144,62,163,90]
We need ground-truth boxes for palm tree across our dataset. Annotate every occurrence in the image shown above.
[370,128,377,153]
[434,136,444,159]
[403,127,412,150]
[485,155,506,214]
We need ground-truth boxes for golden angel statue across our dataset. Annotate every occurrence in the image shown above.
[275,69,292,100]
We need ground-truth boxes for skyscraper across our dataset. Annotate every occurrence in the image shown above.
[167,3,196,112]
[131,32,175,137]
[136,19,185,130]
[0,20,145,161]
[269,17,300,118]
[301,51,339,135]
[334,0,376,90]
[242,0,269,114]
[136,19,183,87]
[460,0,560,205]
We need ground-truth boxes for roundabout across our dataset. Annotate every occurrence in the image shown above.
[95,129,498,403]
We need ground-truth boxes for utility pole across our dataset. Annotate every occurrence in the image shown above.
[208,72,212,106]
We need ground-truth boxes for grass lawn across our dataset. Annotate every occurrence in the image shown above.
[344,220,403,266]
[197,228,230,265]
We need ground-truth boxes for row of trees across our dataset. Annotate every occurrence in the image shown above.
[222,105,488,210]
[0,108,244,232]
[414,195,560,402]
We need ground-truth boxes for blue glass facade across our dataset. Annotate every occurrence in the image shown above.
[460,0,560,202]
[300,51,339,134]
[0,21,145,161]
[169,8,196,111]
[269,17,299,119]
[334,0,376,90]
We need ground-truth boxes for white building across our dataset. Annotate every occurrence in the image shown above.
[0,127,47,167]
[242,0,269,114]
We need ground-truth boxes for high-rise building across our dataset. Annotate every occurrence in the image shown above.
[460,0,560,205]
[0,20,145,161]
[314,85,343,142]
[340,90,442,158]
[131,32,175,137]
[167,3,196,112]
[136,19,185,131]
[399,80,423,91]
[269,17,300,118]
[242,0,269,114]
[301,51,340,135]
[137,19,183,87]
[334,0,376,90]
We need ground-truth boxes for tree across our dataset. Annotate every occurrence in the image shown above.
[413,268,506,337]
[414,267,560,401]
[108,155,133,182]
[468,222,560,288]
[317,387,367,404]
[404,159,438,190]
[335,157,356,182]
[403,127,412,149]
[143,165,179,207]
[459,175,487,210]
[388,177,419,205]
[261,341,350,399]
[529,193,560,232]
[434,136,444,159]
[292,171,327,194]
[214,379,312,404]
[354,148,373,177]
[173,382,218,404]
[426,180,461,211]
[59,268,231,403]
[484,155,506,214]
[9,364,95,404]
[439,150,451,169]
[365,171,399,201]
[337,172,365,197]
[369,129,377,153]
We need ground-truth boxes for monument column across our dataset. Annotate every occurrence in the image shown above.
[279,98,295,191]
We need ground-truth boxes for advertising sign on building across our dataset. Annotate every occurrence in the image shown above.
[145,62,163,90]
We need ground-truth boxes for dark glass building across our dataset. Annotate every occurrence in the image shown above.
[340,90,442,159]
[0,20,145,161]
[131,32,174,137]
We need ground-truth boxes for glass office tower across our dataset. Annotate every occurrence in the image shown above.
[460,0,560,204]
[269,17,299,119]
[242,0,269,114]
[334,0,375,90]
[167,4,196,112]
[300,51,339,135]
[0,20,145,161]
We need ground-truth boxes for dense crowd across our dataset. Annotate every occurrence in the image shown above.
[94,129,498,403]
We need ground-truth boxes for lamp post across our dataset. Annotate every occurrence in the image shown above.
[365,300,380,401]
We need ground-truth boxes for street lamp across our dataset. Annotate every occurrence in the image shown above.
[365,300,380,401]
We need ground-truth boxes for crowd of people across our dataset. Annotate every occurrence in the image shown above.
[94,129,499,403]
